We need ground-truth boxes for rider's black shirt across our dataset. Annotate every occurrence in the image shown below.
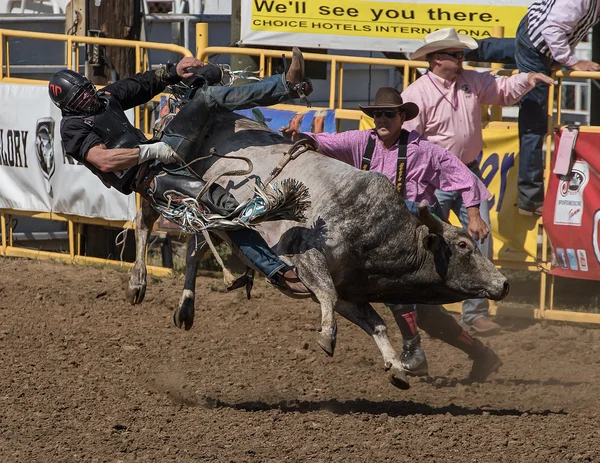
[60,68,171,163]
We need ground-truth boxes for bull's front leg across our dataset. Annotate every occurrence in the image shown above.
[291,250,337,357]
[173,234,207,331]
[126,199,159,305]
[335,300,410,390]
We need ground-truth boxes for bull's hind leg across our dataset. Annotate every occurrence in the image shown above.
[290,251,338,357]
[173,235,207,331]
[126,199,159,305]
[335,300,410,390]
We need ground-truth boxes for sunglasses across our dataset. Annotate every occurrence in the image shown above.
[440,51,465,60]
[373,110,400,119]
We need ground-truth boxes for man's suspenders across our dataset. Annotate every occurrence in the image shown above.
[361,129,409,194]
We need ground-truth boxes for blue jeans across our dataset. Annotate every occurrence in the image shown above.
[204,74,292,112]
[227,228,287,279]
[434,162,493,323]
[515,17,553,210]
[464,38,516,64]
[164,74,292,161]
[403,199,444,218]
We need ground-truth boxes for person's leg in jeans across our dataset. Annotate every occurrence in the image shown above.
[464,38,516,64]
[163,47,311,160]
[454,187,498,332]
[227,228,287,280]
[435,174,500,333]
[515,18,554,213]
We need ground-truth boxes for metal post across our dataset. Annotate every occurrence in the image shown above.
[489,26,505,121]
[195,22,208,59]
[539,71,557,317]
[230,0,259,74]
[0,33,4,80]
[68,220,75,260]
[329,58,337,109]
[337,62,344,110]
[0,212,6,254]
[7,214,12,247]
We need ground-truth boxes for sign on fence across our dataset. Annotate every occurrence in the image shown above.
[240,0,530,52]
[0,83,137,221]
[545,130,600,281]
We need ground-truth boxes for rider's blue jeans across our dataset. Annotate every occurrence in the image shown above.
[227,228,286,279]
[204,74,292,112]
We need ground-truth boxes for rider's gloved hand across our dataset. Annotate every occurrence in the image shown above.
[138,142,183,165]
[176,57,204,79]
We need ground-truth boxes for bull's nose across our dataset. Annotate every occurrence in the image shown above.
[501,280,510,298]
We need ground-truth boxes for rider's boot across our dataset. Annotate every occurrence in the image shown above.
[285,47,313,99]
[270,266,312,295]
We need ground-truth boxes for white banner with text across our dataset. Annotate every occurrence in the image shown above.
[0,83,136,222]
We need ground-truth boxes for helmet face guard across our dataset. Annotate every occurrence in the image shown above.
[48,70,101,116]
[66,82,101,115]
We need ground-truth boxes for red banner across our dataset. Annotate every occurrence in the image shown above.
[544,130,600,280]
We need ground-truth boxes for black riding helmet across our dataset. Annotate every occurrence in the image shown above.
[48,69,101,116]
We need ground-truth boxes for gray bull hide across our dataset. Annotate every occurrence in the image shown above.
[127,112,509,390]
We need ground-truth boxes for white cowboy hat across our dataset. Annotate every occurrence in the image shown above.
[411,28,478,61]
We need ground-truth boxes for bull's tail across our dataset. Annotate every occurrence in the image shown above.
[240,178,310,225]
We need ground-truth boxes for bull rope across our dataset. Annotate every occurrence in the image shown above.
[156,145,311,285]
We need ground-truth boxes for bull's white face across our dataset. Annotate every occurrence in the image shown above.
[430,224,509,301]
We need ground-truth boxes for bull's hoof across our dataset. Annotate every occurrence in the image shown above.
[317,329,336,357]
[387,366,410,390]
[126,284,146,305]
[173,299,195,331]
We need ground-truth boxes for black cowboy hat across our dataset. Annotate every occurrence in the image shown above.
[359,87,419,121]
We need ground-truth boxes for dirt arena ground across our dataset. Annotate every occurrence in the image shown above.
[1,257,599,462]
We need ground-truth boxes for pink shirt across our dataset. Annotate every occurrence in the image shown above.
[402,70,532,164]
[307,129,490,207]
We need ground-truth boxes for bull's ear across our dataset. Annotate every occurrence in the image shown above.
[417,203,444,235]
[422,233,440,252]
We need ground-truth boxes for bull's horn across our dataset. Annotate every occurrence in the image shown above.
[417,203,443,235]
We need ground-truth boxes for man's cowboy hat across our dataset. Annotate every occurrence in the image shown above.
[359,87,419,121]
[411,28,478,61]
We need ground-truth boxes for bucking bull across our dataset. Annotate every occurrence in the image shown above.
[127,112,509,390]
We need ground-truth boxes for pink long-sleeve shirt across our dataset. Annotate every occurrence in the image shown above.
[401,70,533,164]
[307,129,490,207]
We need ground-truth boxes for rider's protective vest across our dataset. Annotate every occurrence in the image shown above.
[85,94,148,194]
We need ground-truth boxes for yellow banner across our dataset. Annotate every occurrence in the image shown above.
[359,117,538,262]
[250,0,527,39]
